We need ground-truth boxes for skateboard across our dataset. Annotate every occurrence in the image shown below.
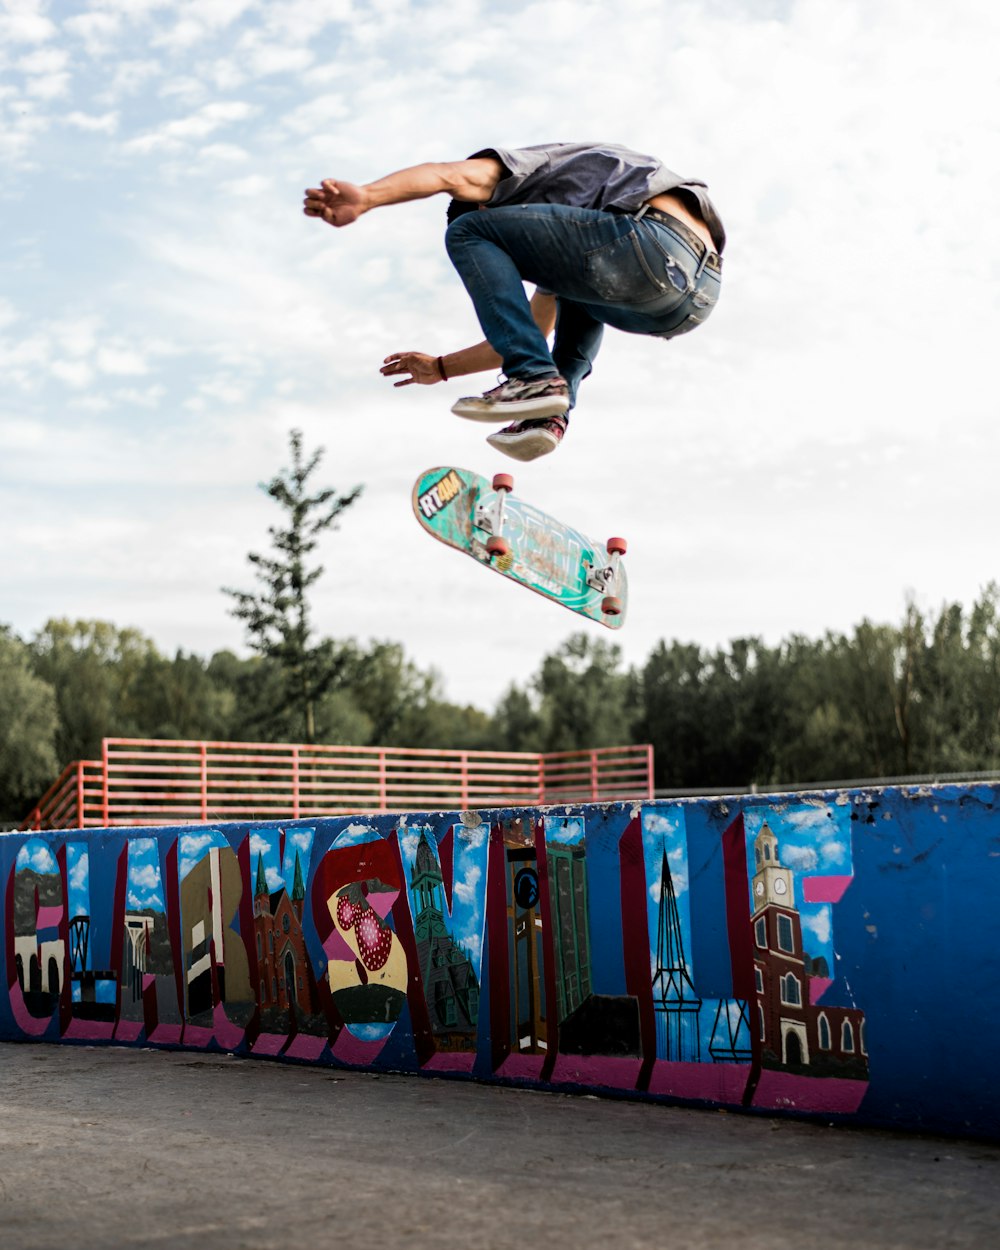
[412,466,628,628]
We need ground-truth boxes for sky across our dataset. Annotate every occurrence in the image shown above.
[2,0,997,714]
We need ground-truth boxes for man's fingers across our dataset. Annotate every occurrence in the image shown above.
[394,378,414,388]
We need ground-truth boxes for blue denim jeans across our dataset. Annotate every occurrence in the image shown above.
[444,203,721,408]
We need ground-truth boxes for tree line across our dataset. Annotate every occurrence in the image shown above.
[3,430,998,824]
[4,585,1000,826]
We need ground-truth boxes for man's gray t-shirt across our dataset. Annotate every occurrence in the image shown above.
[456,141,725,254]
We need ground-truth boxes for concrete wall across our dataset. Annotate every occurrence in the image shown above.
[2,784,998,1139]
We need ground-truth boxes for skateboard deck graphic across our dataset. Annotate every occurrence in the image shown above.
[412,466,628,628]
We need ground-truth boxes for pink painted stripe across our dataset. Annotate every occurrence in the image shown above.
[35,905,63,928]
[7,984,53,1037]
[63,1017,115,1041]
[250,1033,288,1056]
[802,875,853,904]
[550,1055,642,1091]
[147,1023,184,1045]
[283,1035,328,1061]
[114,1019,144,1043]
[647,1060,751,1104]
[752,1070,868,1114]
[422,1051,477,1074]
[496,1053,546,1081]
[331,1029,387,1066]
[810,976,833,1005]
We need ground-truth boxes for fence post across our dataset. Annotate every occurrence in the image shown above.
[101,740,110,827]
[646,745,655,798]
[590,750,599,801]
[76,761,85,829]
[538,752,545,805]
[292,745,301,820]
[200,742,209,822]
[379,750,388,811]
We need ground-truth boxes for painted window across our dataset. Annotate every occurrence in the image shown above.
[860,1021,867,1055]
[758,1004,765,1040]
[257,933,262,959]
[754,917,766,948]
[780,973,801,1006]
[776,914,794,952]
[842,1020,855,1052]
[754,967,764,993]
[818,1013,831,1049]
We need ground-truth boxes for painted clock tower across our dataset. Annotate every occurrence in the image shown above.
[751,821,795,913]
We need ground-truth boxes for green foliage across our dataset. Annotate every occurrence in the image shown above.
[6,585,1000,823]
[533,634,632,751]
[223,428,363,743]
[0,628,60,825]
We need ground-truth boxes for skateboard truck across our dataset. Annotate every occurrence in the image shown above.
[585,536,628,616]
[474,473,515,558]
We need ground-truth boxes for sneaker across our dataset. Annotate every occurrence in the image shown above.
[451,374,570,423]
[486,415,568,462]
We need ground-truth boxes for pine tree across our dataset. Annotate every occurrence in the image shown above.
[223,429,363,743]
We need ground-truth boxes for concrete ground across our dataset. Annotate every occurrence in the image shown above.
[0,1045,998,1249]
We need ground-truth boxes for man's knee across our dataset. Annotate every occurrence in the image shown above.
[444,211,482,258]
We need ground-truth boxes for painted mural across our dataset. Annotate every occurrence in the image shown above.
[2,784,999,1138]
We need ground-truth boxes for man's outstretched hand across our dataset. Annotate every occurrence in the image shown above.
[380,352,444,387]
[303,179,367,227]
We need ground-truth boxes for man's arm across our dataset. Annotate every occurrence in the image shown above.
[304,157,503,227]
[380,292,558,387]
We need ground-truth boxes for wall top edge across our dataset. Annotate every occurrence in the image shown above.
[4,779,997,840]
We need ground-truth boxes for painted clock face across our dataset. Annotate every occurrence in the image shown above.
[773,877,787,895]
[754,880,765,896]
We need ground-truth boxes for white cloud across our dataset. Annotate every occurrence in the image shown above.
[643,810,680,836]
[65,110,119,133]
[453,863,481,906]
[820,840,848,867]
[331,822,378,847]
[785,807,835,830]
[16,841,57,873]
[64,11,123,57]
[122,99,256,154]
[129,862,161,890]
[0,3,56,45]
[69,853,89,892]
[546,817,583,844]
[287,828,314,852]
[782,844,819,873]
[801,907,832,947]
[249,831,271,857]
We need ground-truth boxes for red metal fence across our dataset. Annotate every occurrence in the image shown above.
[20,737,654,831]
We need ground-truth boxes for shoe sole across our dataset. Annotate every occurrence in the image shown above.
[486,431,560,462]
[451,393,570,423]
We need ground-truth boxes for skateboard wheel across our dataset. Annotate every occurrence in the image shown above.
[487,536,510,558]
[602,595,623,616]
[492,473,514,493]
[607,537,627,555]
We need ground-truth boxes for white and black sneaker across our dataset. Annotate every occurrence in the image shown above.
[451,374,570,422]
[486,415,568,462]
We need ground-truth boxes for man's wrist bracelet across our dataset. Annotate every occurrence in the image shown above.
[437,356,448,381]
